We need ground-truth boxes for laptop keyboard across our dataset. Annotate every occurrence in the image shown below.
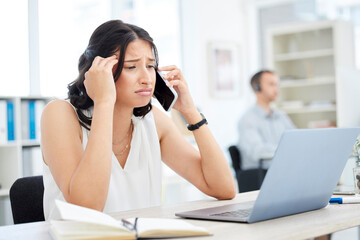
[210,208,252,218]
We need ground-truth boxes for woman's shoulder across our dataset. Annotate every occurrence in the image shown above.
[150,106,173,137]
[43,99,75,115]
[42,99,80,128]
[45,99,72,108]
[151,106,170,124]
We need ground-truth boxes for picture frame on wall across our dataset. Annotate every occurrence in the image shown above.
[208,42,241,98]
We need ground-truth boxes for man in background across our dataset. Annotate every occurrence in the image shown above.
[238,70,295,170]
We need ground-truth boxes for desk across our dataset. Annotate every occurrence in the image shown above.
[1,191,360,240]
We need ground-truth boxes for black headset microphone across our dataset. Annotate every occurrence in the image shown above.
[254,84,261,92]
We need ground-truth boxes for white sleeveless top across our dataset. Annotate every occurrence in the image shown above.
[42,102,162,220]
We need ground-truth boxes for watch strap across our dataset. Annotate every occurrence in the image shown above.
[187,113,208,131]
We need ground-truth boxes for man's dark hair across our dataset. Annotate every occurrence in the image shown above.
[250,70,274,92]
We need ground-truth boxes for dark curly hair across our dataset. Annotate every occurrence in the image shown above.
[67,20,159,130]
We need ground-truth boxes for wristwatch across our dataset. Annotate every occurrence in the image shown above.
[187,113,208,131]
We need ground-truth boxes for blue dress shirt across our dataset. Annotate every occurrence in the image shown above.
[237,104,296,170]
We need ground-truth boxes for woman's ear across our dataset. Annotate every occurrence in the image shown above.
[112,63,118,76]
[112,53,120,77]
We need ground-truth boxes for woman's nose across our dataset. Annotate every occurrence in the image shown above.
[139,68,153,85]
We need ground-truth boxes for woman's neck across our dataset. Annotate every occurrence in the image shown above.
[112,104,134,142]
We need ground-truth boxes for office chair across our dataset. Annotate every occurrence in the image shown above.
[228,145,267,193]
[9,175,45,224]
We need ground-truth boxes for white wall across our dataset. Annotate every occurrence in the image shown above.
[180,0,256,160]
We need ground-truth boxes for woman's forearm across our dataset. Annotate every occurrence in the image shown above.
[184,110,236,199]
[68,101,114,210]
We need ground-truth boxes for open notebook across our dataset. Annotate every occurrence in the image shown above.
[50,200,211,240]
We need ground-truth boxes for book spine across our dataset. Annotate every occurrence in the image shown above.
[7,101,15,141]
[21,101,29,140]
[31,147,43,175]
[22,148,32,177]
[35,100,45,141]
[29,101,36,140]
[22,147,43,177]
[0,101,7,143]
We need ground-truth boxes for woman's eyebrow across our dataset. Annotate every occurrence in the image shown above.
[124,58,139,63]
[124,57,155,62]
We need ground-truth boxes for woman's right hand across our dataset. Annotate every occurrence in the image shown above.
[84,55,118,105]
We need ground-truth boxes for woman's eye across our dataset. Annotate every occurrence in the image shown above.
[126,66,136,69]
[147,65,155,68]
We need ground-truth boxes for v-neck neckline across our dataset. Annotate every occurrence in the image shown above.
[113,122,136,171]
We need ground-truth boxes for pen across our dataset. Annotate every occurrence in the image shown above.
[329,197,360,204]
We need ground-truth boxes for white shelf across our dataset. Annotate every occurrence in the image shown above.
[283,105,337,115]
[0,140,41,148]
[0,189,9,197]
[280,76,335,88]
[21,140,41,147]
[274,48,333,62]
[0,142,19,148]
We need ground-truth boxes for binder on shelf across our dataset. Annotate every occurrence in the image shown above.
[21,101,29,140]
[27,100,46,141]
[0,100,7,143]
[35,100,45,141]
[22,147,43,177]
[29,101,36,140]
[6,101,15,141]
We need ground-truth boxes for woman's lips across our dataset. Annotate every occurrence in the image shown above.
[135,88,152,96]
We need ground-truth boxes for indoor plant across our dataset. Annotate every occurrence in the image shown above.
[353,137,360,194]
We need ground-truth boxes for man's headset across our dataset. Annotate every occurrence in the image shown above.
[251,70,274,92]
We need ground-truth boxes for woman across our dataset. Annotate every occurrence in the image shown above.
[41,20,235,220]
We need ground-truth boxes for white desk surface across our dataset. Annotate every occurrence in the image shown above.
[1,191,360,240]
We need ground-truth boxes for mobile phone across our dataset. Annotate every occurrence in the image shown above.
[154,71,178,111]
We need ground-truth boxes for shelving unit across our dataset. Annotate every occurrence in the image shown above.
[0,96,52,225]
[266,20,357,128]
[0,96,52,198]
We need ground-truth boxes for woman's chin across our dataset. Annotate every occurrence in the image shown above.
[134,100,151,109]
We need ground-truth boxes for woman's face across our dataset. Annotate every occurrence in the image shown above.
[114,39,156,108]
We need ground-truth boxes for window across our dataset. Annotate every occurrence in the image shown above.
[113,0,182,68]
[0,0,29,96]
[38,0,111,97]
[38,0,181,98]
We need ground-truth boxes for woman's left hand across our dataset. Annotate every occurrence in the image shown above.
[158,65,197,117]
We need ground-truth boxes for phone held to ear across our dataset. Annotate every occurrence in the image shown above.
[154,71,178,111]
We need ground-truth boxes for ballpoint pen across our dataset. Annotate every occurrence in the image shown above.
[121,218,139,239]
[329,197,360,204]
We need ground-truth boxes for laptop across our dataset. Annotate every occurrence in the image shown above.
[176,128,360,223]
